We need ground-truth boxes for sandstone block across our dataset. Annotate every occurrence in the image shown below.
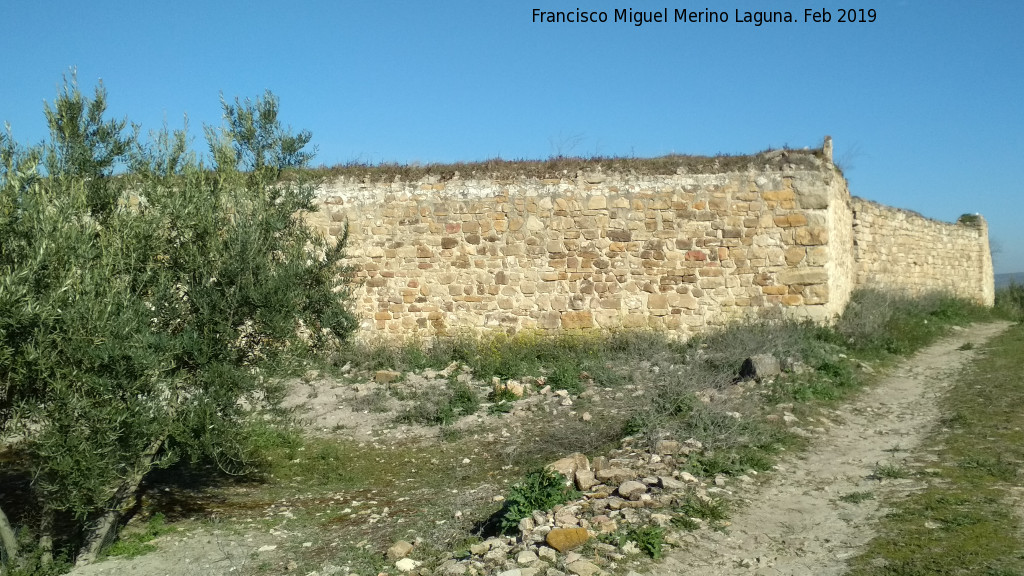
[575,469,598,491]
[546,527,589,552]
[795,226,828,245]
[548,452,590,479]
[561,311,594,329]
[784,247,806,266]
[395,558,421,572]
[778,268,828,285]
[617,480,647,500]
[375,370,402,384]
[565,559,604,576]
[654,439,680,455]
[648,293,669,310]
[740,354,780,380]
[595,467,633,484]
[387,540,414,560]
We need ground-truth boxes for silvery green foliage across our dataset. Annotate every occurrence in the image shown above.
[0,77,355,567]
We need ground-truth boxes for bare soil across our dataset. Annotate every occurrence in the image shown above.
[67,321,1012,576]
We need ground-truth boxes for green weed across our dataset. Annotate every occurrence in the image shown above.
[847,324,1024,575]
[676,492,729,522]
[105,513,176,558]
[873,463,911,479]
[670,515,701,531]
[839,491,875,504]
[497,468,578,535]
[626,525,665,559]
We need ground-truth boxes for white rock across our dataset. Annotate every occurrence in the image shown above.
[537,546,558,563]
[517,550,540,565]
[395,558,421,572]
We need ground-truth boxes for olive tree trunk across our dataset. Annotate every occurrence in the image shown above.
[74,435,167,567]
[0,504,18,568]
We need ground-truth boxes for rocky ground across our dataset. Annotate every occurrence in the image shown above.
[66,321,1012,576]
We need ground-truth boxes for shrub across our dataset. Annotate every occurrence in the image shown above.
[995,282,1024,322]
[547,360,583,394]
[396,382,479,426]
[832,289,987,355]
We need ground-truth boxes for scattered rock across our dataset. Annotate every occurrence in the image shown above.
[678,471,699,483]
[617,480,647,500]
[387,540,414,560]
[519,516,535,532]
[374,370,402,384]
[575,469,598,491]
[566,558,604,576]
[554,505,581,527]
[516,550,540,565]
[484,547,507,562]
[659,476,686,490]
[496,380,525,397]
[545,527,589,552]
[595,467,633,484]
[439,560,468,575]
[549,453,590,480]
[740,354,780,380]
[537,546,558,563]
[395,558,422,572]
[654,439,680,455]
[782,356,811,374]
[651,513,673,526]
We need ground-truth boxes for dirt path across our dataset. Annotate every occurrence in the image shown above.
[649,321,1013,576]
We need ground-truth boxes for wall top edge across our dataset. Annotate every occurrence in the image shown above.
[852,196,987,229]
[309,148,832,187]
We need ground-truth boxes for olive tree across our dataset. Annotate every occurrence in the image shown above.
[0,79,355,570]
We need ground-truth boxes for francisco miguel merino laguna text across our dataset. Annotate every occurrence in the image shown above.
[531,8,878,26]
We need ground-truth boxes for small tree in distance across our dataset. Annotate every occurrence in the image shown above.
[0,77,356,570]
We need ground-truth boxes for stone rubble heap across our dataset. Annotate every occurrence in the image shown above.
[389,440,747,576]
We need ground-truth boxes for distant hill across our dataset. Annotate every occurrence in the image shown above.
[995,272,1024,289]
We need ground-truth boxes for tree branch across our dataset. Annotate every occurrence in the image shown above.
[0,504,18,567]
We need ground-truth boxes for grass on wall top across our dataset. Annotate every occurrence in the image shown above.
[307,147,829,184]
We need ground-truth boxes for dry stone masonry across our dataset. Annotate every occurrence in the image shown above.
[303,145,992,340]
[852,198,994,306]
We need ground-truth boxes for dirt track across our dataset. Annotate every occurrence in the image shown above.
[649,321,1012,576]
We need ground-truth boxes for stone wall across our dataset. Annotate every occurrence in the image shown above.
[851,198,994,306]
[301,151,993,340]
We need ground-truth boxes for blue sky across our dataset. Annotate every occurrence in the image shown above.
[3,0,1022,272]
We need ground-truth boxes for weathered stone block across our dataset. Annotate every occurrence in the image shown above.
[546,528,589,553]
[778,268,828,285]
[561,311,594,329]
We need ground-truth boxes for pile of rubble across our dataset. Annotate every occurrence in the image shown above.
[387,439,747,576]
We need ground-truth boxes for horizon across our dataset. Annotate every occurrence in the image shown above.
[3,1,1021,273]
